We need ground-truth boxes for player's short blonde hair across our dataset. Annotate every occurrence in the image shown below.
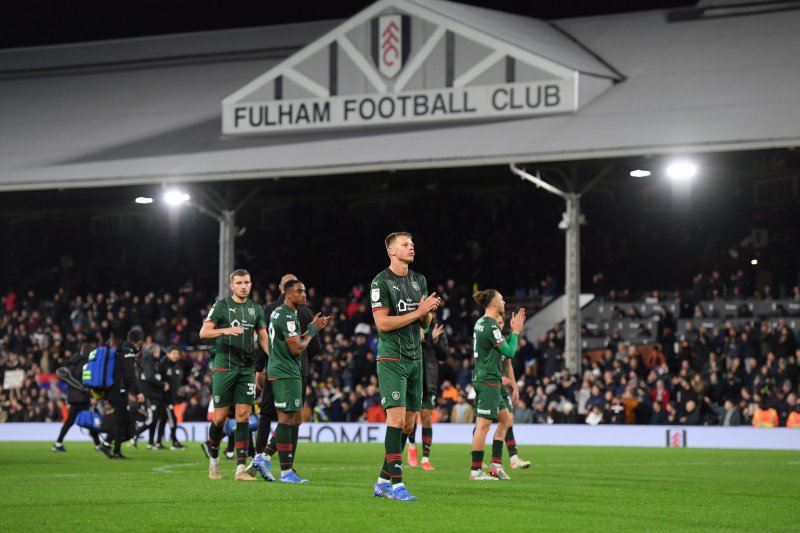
[229,269,250,282]
[385,231,413,249]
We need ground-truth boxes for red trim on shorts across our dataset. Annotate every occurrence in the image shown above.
[371,307,389,313]
[377,357,398,361]
[483,382,501,387]
[212,367,228,372]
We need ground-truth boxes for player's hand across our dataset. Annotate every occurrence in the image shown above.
[510,308,526,333]
[136,393,145,403]
[431,323,445,343]
[227,326,244,336]
[419,292,440,315]
[511,388,520,405]
[501,376,512,386]
[312,313,331,330]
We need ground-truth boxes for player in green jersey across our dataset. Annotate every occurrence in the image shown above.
[371,232,441,502]
[495,316,532,470]
[262,278,329,483]
[470,289,525,481]
[199,269,269,481]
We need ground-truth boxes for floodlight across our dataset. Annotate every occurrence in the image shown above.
[666,161,697,180]
[751,259,758,266]
[164,190,190,206]
[630,170,651,178]
[135,197,154,204]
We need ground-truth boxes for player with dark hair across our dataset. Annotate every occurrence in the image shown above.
[406,322,448,470]
[159,346,186,450]
[200,269,269,481]
[370,231,441,501]
[251,278,328,483]
[108,328,145,459]
[469,289,525,480]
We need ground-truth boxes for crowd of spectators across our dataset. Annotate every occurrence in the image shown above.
[2,274,799,428]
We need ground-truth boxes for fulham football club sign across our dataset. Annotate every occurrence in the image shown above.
[373,15,409,79]
[220,0,605,135]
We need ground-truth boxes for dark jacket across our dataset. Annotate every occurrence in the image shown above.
[259,293,320,378]
[63,351,91,404]
[107,341,140,403]
[160,357,183,406]
[138,351,163,400]
[422,327,449,395]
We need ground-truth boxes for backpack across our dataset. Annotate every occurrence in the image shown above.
[75,409,103,431]
[82,345,116,389]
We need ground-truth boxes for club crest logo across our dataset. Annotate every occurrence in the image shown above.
[411,281,420,291]
[391,391,401,401]
[372,14,410,79]
[248,307,255,316]
[295,399,301,407]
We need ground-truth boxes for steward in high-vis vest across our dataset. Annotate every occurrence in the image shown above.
[752,402,779,428]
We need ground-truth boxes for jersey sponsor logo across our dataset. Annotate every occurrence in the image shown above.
[493,329,503,341]
[477,408,492,415]
[391,391,401,401]
[231,319,241,328]
[397,299,419,313]
[371,288,380,302]
[287,321,297,333]
[275,401,287,408]
[411,281,420,291]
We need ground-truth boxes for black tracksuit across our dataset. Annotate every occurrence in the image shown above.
[139,351,165,445]
[158,357,184,445]
[107,341,141,453]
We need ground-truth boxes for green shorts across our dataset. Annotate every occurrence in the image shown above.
[270,378,302,413]
[377,359,422,412]
[474,382,503,420]
[212,368,256,408]
[421,391,436,410]
[502,388,513,413]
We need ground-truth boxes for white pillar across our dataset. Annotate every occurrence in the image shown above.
[564,193,582,374]
[218,209,236,299]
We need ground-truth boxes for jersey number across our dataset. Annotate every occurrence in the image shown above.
[247,382,256,398]
[473,337,478,358]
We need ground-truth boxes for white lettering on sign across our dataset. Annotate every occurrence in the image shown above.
[223,80,573,135]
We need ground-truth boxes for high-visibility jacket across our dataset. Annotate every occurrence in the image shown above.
[752,407,779,428]
[787,411,800,428]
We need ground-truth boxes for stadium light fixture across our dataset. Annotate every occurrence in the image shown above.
[630,169,651,178]
[135,196,154,204]
[751,259,758,266]
[666,161,697,181]
[164,190,190,206]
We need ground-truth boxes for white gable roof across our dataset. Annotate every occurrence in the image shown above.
[0,3,799,190]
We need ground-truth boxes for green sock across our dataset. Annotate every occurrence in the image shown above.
[505,427,518,457]
[235,422,249,466]
[381,426,403,485]
[491,439,503,466]
[471,450,484,471]
[422,427,433,458]
[208,423,224,459]
[276,423,293,473]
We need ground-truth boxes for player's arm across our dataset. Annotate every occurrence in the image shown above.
[419,277,435,329]
[199,302,244,340]
[373,292,440,333]
[503,358,520,404]
[494,309,526,358]
[288,313,330,355]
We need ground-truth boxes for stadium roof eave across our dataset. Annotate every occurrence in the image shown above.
[3,136,797,192]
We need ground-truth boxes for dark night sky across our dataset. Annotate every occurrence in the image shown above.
[2,0,696,50]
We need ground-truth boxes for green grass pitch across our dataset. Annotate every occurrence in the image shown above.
[1,442,797,531]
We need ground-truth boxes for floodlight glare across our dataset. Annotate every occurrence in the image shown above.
[751,259,758,266]
[666,161,697,180]
[164,190,190,206]
[135,197,154,204]
[630,169,651,178]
